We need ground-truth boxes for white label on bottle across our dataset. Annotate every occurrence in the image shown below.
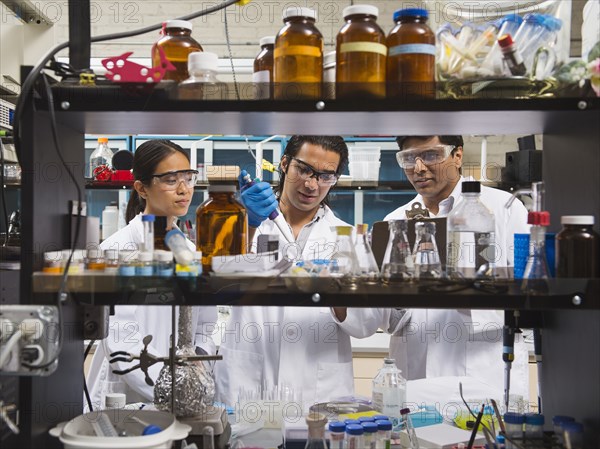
[388,44,436,57]
[252,70,270,83]
[372,385,406,431]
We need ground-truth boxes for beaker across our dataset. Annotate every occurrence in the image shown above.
[381,220,414,283]
[331,226,361,288]
[355,224,380,284]
[413,221,442,279]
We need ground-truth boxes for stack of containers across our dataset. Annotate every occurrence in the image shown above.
[348,146,381,181]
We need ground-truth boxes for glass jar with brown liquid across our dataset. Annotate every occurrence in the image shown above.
[336,5,387,99]
[274,7,323,100]
[196,184,247,274]
[253,36,275,99]
[386,8,435,99]
[556,215,600,278]
[152,20,203,82]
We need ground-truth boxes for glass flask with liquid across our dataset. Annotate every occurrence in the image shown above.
[336,4,386,99]
[355,223,380,284]
[196,184,247,274]
[381,219,414,283]
[331,225,361,288]
[556,215,600,278]
[253,36,275,99]
[274,7,323,100]
[304,412,328,449]
[413,221,442,279]
[372,358,407,434]
[152,19,202,82]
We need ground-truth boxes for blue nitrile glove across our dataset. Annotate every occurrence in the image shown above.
[239,176,278,228]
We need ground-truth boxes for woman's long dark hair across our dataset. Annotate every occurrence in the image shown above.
[125,139,189,223]
[274,135,348,207]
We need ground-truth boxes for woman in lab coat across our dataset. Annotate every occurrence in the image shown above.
[87,139,217,410]
[214,136,380,408]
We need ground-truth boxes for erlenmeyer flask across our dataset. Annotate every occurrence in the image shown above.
[413,222,442,279]
[331,225,361,288]
[355,224,380,284]
[381,220,414,283]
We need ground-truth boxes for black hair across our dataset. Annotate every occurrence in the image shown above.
[396,135,464,174]
[125,139,189,223]
[274,135,348,207]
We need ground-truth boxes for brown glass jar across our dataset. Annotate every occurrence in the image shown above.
[336,4,386,99]
[556,215,600,278]
[386,8,435,99]
[196,185,247,274]
[274,7,323,100]
[152,20,203,82]
[253,36,275,99]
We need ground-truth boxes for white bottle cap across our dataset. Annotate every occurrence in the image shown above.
[154,250,174,262]
[260,36,276,47]
[165,19,192,31]
[104,249,119,260]
[188,51,218,72]
[119,250,139,262]
[104,393,126,409]
[139,251,153,262]
[343,5,379,19]
[44,251,63,262]
[86,247,103,259]
[561,215,595,225]
[283,7,317,21]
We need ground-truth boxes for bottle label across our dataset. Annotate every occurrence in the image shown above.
[275,45,322,58]
[388,44,436,57]
[252,70,270,83]
[340,42,387,56]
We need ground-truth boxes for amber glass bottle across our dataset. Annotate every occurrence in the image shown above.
[274,7,323,100]
[253,36,275,99]
[152,20,203,82]
[196,185,247,274]
[386,8,435,99]
[336,4,386,99]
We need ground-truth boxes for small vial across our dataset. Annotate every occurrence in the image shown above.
[552,415,574,444]
[136,251,154,276]
[141,214,155,253]
[375,419,392,449]
[61,249,82,274]
[524,413,544,440]
[104,249,119,274]
[328,421,345,449]
[498,34,527,76]
[362,422,378,449]
[43,251,63,274]
[86,247,106,271]
[154,250,174,277]
[165,229,194,266]
[345,424,364,449]
[503,412,525,449]
[118,250,137,276]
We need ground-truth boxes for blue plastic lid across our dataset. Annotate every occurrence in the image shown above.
[346,424,364,435]
[393,8,429,21]
[142,424,162,435]
[562,422,584,433]
[372,415,389,421]
[358,417,375,423]
[142,214,156,222]
[525,413,545,425]
[542,15,562,31]
[344,419,361,425]
[523,13,544,25]
[553,415,575,425]
[329,421,346,433]
[496,435,505,443]
[362,422,378,433]
[498,13,524,27]
[504,412,525,424]
[375,420,393,431]
[165,228,185,242]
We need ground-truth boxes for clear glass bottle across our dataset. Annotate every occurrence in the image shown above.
[43,251,63,274]
[524,413,544,440]
[152,19,202,82]
[304,412,327,449]
[118,250,137,276]
[345,424,364,449]
[328,421,345,449]
[336,4,386,99]
[480,14,524,76]
[355,223,380,284]
[103,249,119,274]
[136,251,154,276]
[178,52,227,100]
[274,7,323,100]
[196,184,247,274]
[362,422,378,449]
[413,221,442,279]
[381,219,414,283]
[154,250,174,277]
[86,247,106,272]
[253,36,275,99]
[331,225,361,288]
[375,419,392,449]
[141,214,155,253]
[372,358,406,434]
[556,215,600,278]
[446,181,496,280]
[386,8,435,99]
[87,137,114,180]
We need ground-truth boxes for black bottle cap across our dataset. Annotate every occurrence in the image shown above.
[462,181,481,193]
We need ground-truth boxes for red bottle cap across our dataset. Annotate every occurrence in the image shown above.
[498,34,514,48]
[527,211,550,226]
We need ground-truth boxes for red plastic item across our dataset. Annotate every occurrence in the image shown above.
[102,47,176,83]
[527,211,550,226]
[112,169,134,181]
[93,164,112,181]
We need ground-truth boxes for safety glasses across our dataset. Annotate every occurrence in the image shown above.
[396,145,455,170]
[150,169,199,191]
[288,157,340,186]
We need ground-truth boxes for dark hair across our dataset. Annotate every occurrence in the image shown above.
[274,135,348,206]
[125,139,189,223]
[396,135,464,174]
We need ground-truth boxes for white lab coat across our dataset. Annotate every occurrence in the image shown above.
[86,214,217,410]
[380,177,531,403]
[214,205,381,408]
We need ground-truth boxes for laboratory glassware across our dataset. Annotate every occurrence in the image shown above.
[87,137,113,180]
[331,225,361,288]
[179,52,227,100]
[355,223,380,284]
[556,215,600,278]
[152,19,202,82]
[165,229,194,266]
[304,412,328,449]
[372,358,407,434]
[412,221,442,279]
[141,214,155,253]
[253,36,275,99]
[381,219,414,283]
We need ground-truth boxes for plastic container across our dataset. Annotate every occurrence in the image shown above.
[118,250,137,276]
[152,19,202,82]
[372,358,406,433]
[87,137,114,180]
[556,215,600,278]
[362,421,378,449]
[273,7,323,100]
[165,229,194,266]
[179,52,227,100]
[86,247,106,272]
[552,415,575,444]
[336,4,386,99]
[524,413,544,440]
[345,423,364,449]
[253,36,275,99]
[103,249,119,274]
[386,8,435,99]
[141,214,155,253]
[562,422,584,449]
[480,14,524,76]
[328,421,345,449]
[503,412,525,449]
[513,233,556,279]
[154,250,174,277]
[136,251,154,276]
[349,146,381,163]
[101,202,119,241]
[348,161,380,180]
[43,251,63,274]
[375,419,392,449]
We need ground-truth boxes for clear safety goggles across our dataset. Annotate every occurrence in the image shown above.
[288,157,340,186]
[396,145,455,170]
[150,169,199,191]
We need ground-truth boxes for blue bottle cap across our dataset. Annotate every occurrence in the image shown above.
[344,419,361,425]
[375,420,392,431]
[552,415,575,425]
[358,417,375,423]
[561,422,583,433]
[525,413,545,425]
[362,422,378,433]
[345,424,364,435]
[542,15,562,31]
[393,8,429,22]
[498,13,524,27]
[165,228,185,243]
[329,421,346,433]
[372,415,389,421]
[496,434,505,443]
[503,412,525,424]
[142,214,156,222]
[523,13,544,25]
[142,424,162,435]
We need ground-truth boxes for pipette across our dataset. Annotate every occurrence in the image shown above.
[240,171,295,244]
[502,324,515,412]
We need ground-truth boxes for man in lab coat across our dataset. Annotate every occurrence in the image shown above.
[380,135,531,406]
[214,136,381,408]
